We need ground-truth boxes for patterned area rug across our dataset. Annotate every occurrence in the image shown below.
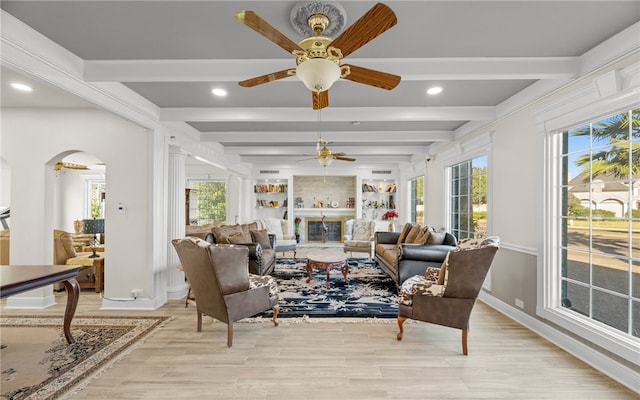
[0,315,170,400]
[259,257,399,318]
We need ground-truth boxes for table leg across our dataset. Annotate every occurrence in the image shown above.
[61,278,80,344]
[326,268,331,289]
[306,260,313,284]
[94,259,104,293]
[342,261,349,285]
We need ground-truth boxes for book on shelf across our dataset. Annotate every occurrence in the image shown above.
[254,183,288,193]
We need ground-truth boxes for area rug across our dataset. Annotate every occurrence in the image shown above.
[0,315,170,400]
[258,257,399,318]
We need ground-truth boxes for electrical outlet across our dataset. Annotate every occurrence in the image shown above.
[131,289,143,299]
[515,298,524,309]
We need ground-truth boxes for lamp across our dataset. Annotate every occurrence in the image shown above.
[82,218,104,258]
[318,156,333,167]
[296,58,341,92]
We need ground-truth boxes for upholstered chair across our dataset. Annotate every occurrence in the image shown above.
[53,229,97,289]
[397,237,500,355]
[172,237,279,347]
[343,219,376,260]
[0,229,9,265]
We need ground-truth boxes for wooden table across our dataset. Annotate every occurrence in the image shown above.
[306,252,349,289]
[66,253,104,292]
[0,265,81,344]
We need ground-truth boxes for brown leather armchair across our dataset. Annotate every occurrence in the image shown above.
[396,237,500,355]
[172,237,279,347]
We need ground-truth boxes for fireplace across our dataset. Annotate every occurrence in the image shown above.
[306,217,344,243]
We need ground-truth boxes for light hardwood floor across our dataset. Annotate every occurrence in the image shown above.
[2,287,637,399]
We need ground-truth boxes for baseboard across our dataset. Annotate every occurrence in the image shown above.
[100,293,168,310]
[4,294,57,309]
[478,291,640,394]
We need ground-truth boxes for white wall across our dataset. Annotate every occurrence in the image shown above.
[1,108,153,302]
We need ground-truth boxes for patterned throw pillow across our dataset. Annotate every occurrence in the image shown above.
[251,229,272,250]
[424,267,440,282]
[399,275,445,306]
[249,274,279,297]
[227,233,247,244]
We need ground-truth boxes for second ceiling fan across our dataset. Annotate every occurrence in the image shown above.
[235,2,401,109]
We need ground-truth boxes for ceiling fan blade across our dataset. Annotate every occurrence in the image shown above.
[329,3,397,58]
[334,156,356,162]
[235,11,304,55]
[342,64,400,90]
[239,69,294,87]
[312,90,329,110]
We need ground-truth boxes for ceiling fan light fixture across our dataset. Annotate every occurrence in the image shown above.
[318,156,333,167]
[296,58,340,92]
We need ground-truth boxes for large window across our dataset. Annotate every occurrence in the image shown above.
[409,176,424,224]
[87,180,105,218]
[559,109,639,337]
[188,181,226,225]
[450,155,487,239]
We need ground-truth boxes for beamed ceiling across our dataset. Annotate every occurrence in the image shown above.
[1,1,639,172]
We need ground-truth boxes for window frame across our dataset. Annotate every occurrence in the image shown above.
[536,67,640,364]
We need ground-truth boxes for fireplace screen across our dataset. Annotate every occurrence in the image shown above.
[306,217,344,243]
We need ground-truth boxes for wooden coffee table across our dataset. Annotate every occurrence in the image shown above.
[306,252,349,289]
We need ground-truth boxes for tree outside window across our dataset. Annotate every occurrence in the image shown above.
[410,176,424,225]
[560,108,639,337]
[450,156,487,239]
[188,181,226,225]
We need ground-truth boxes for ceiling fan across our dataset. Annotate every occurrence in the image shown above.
[235,2,401,109]
[54,161,88,171]
[301,138,356,167]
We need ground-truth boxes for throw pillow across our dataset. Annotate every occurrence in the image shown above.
[227,233,247,244]
[352,220,371,241]
[426,231,447,245]
[437,250,452,285]
[251,229,272,250]
[404,224,423,243]
[413,226,431,244]
[396,223,413,245]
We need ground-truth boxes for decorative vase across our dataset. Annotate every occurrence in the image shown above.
[295,233,300,243]
[388,220,395,232]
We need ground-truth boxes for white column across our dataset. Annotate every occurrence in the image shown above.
[166,145,188,300]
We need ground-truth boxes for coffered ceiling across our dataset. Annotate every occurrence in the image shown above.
[2,1,639,170]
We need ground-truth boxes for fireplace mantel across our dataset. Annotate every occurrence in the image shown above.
[294,208,355,218]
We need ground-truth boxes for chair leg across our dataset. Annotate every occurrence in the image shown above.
[227,323,233,347]
[462,329,468,355]
[293,250,296,259]
[272,305,279,327]
[397,316,406,340]
[197,311,203,332]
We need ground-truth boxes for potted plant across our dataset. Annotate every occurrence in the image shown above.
[382,210,399,232]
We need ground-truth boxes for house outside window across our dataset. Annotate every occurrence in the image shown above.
[559,109,639,338]
[188,181,226,225]
[449,155,487,240]
[409,176,424,225]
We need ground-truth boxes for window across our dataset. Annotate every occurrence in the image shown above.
[188,181,226,225]
[559,109,639,338]
[450,155,487,239]
[409,176,424,224]
[87,180,105,218]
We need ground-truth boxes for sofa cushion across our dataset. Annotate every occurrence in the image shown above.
[413,226,431,244]
[227,233,248,244]
[396,223,413,244]
[248,273,279,297]
[344,239,372,249]
[381,246,398,267]
[212,224,244,244]
[251,229,272,250]
[404,224,423,244]
[437,251,451,285]
[239,224,253,242]
[426,231,447,245]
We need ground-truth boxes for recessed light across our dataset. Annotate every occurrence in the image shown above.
[10,82,33,92]
[211,88,227,97]
[426,86,442,95]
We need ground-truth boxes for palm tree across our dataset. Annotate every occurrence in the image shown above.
[573,109,639,179]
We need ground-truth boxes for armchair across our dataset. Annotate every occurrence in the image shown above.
[396,237,500,355]
[343,219,376,260]
[172,237,279,347]
[53,229,99,290]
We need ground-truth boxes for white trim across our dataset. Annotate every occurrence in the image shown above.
[100,293,167,311]
[4,294,56,309]
[535,58,640,367]
[479,292,640,394]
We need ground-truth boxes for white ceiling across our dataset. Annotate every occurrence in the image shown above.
[1,1,639,169]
